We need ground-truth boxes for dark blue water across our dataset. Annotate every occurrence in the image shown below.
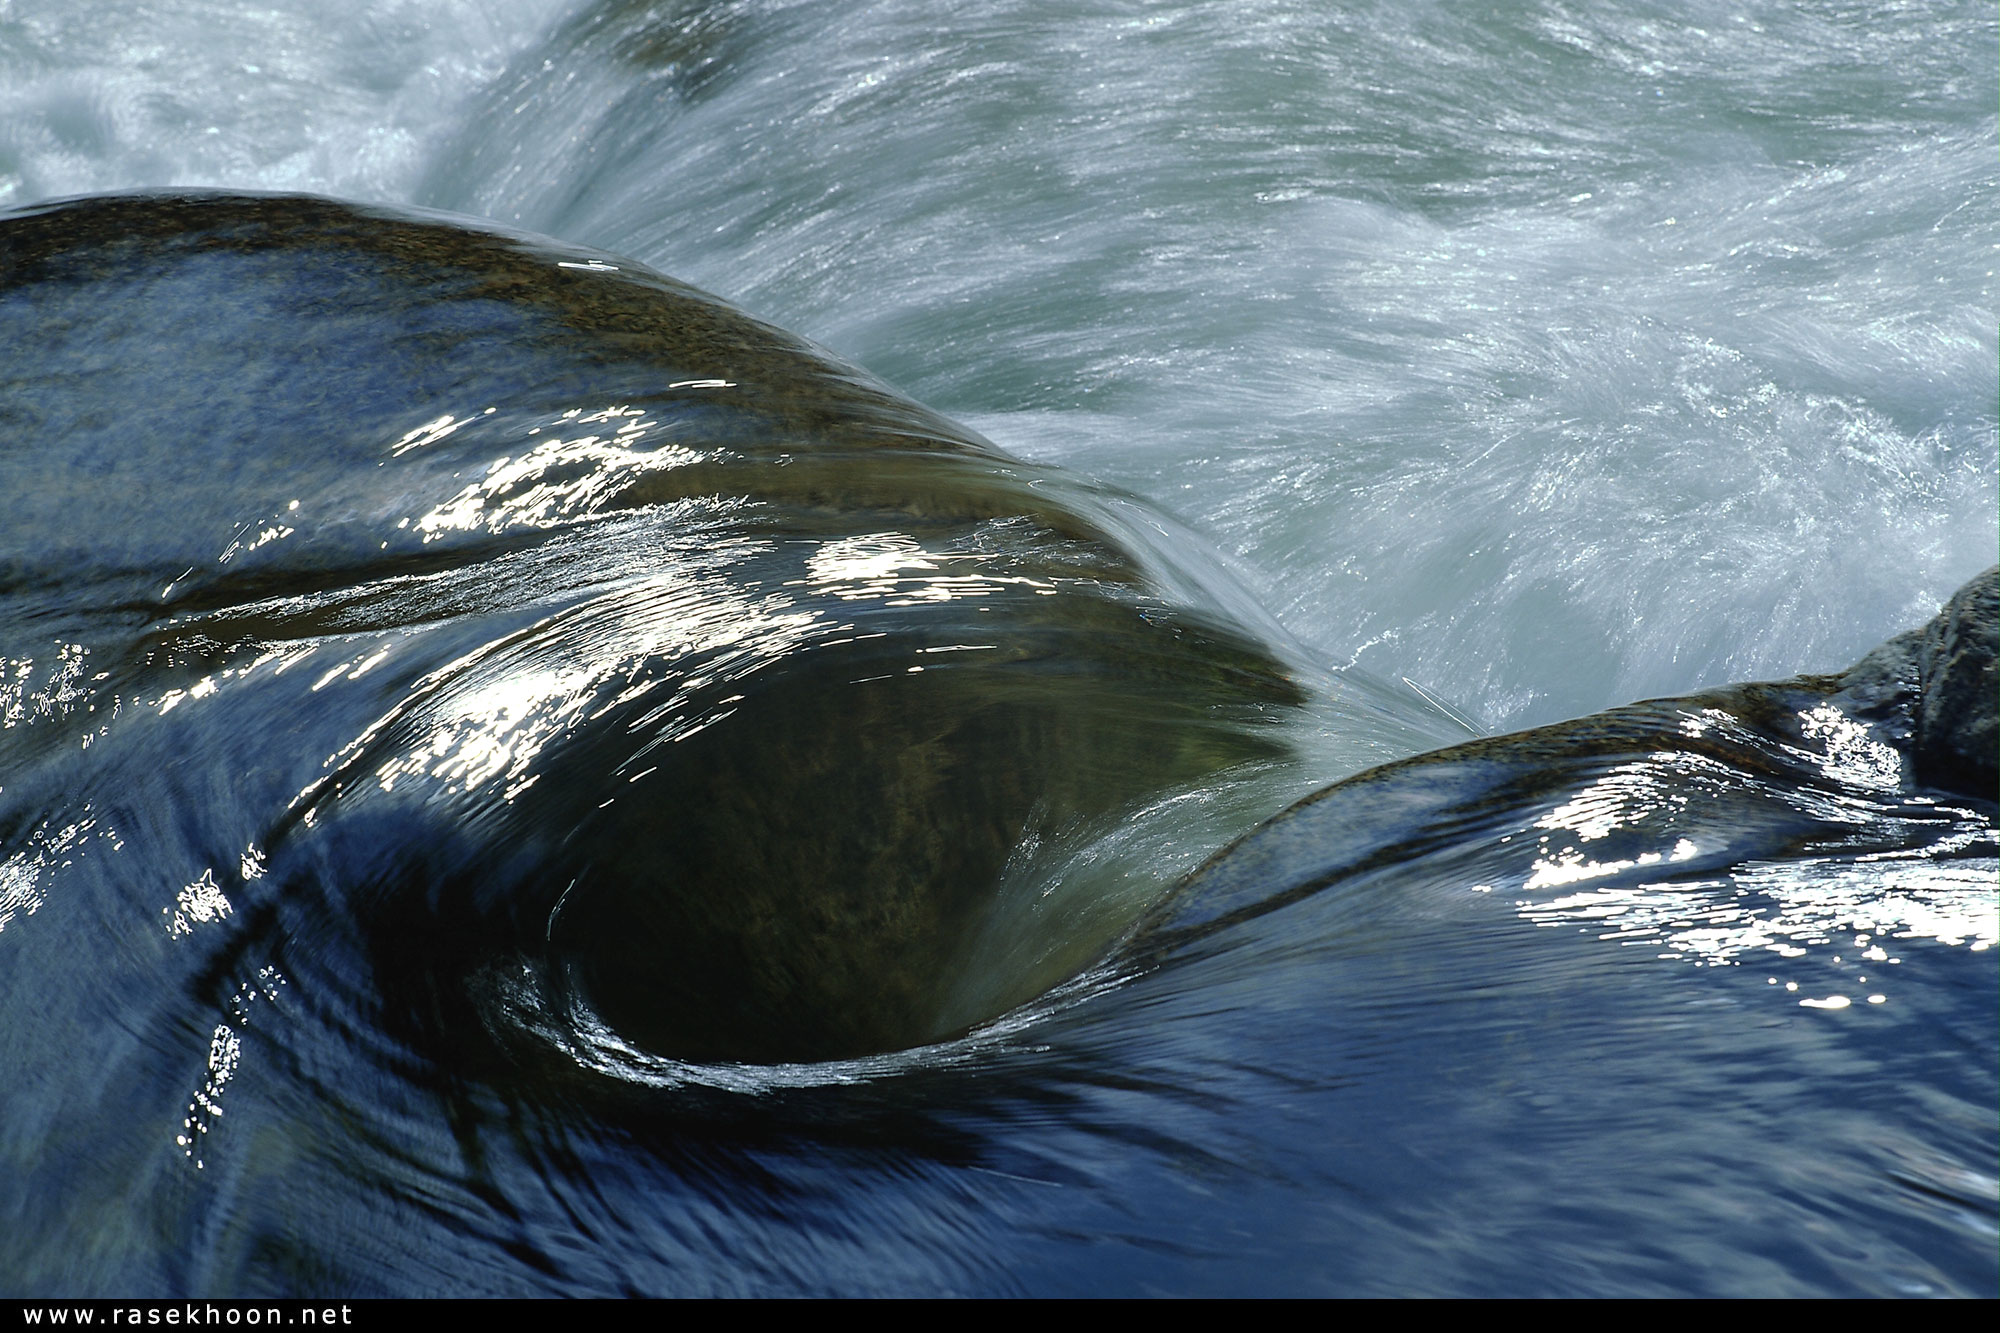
[0,0,1994,1298]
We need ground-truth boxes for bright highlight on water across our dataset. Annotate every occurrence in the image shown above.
[0,0,1993,1298]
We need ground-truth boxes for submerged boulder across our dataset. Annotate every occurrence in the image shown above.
[0,191,1303,1071]
[1173,568,1997,929]
[0,189,1989,1299]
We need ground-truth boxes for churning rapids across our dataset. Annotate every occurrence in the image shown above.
[1,0,1995,1299]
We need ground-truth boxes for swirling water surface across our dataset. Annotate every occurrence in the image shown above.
[0,0,1994,1297]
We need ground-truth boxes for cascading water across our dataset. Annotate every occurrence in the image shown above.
[0,0,1992,1298]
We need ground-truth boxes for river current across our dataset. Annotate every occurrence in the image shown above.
[0,0,1994,1297]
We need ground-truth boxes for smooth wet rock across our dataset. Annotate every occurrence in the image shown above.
[1172,570,1997,931]
[0,191,1303,1070]
[0,191,1991,1301]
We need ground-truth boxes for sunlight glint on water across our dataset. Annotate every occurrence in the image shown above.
[5,0,1990,738]
[0,0,1992,1298]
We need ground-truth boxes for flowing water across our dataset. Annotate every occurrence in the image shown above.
[0,0,1994,1297]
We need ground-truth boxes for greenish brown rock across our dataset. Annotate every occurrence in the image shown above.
[1172,569,1997,933]
[0,191,1305,1067]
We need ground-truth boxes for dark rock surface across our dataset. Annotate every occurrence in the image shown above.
[1,189,1989,1300]
[0,191,1303,1071]
[1915,566,1998,799]
[1174,568,1997,931]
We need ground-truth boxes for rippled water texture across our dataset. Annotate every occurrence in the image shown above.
[1,0,1995,1298]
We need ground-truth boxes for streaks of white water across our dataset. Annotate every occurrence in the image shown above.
[5,0,1992,735]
